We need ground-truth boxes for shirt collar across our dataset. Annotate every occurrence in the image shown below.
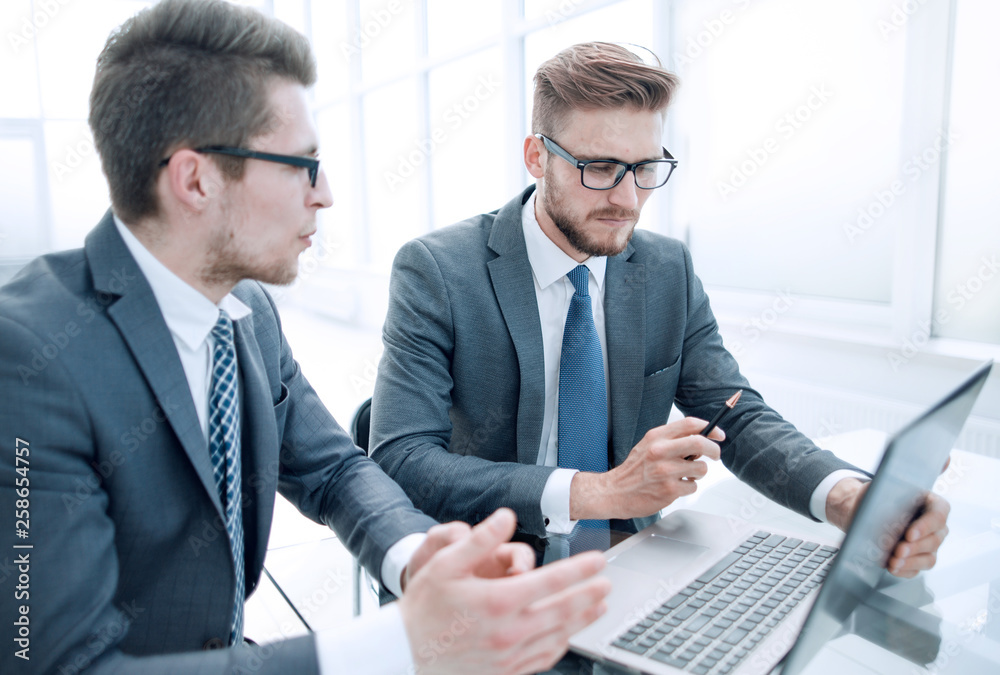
[113,214,252,352]
[521,190,607,291]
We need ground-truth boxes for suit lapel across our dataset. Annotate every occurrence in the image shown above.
[232,318,276,582]
[605,244,646,467]
[487,187,546,465]
[86,212,224,517]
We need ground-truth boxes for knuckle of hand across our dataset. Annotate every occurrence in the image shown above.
[488,628,521,652]
[484,594,514,617]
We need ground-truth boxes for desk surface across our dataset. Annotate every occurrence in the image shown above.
[649,430,1000,675]
[254,430,1000,674]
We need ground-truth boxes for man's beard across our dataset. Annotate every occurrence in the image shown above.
[201,222,298,289]
[541,165,640,258]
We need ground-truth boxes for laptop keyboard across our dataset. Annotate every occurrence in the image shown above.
[610,531,838,675]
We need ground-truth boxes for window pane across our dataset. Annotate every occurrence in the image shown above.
[0,136,41,257]
[426,0,502,59]
[0,0,41,118]
[36,1,151,119]
[428,48,506,228]
[310,1,352,105]
[315,104,357,269]
[358,0,418,85]
[675,0,904,302]
[933,0,1000,343]
[363,79,426,270]
[44,121,110,251]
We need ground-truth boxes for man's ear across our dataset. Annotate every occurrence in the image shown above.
[523,135,545,180]
[161,149,224,211]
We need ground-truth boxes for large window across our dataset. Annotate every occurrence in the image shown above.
[1,0,996,350]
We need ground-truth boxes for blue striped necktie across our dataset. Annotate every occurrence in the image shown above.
[208,310,245,645]
[558,265,611,553]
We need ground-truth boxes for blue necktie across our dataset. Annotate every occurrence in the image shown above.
[558,265,610,553]
[208,310,245,645]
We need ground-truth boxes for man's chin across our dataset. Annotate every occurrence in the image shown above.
[582,226,634,258]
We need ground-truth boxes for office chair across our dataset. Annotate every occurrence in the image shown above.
[351,397,375,616]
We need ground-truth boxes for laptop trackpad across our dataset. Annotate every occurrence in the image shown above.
[611,534,711,580]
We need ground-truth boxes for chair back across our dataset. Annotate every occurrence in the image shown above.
[351,397,373,454]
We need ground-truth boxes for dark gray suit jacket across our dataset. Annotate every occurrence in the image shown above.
[371,185,857,544]
[0,213,436,674]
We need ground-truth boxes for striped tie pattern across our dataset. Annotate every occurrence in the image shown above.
[208,310,245,645]
[558,265,611,553]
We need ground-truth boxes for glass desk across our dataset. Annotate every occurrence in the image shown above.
[544,430,1000,674]
[255,430,1000,674]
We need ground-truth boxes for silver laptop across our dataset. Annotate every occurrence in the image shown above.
[569,360,993,675]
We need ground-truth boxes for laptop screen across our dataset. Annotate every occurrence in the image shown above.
[780,360,993,675]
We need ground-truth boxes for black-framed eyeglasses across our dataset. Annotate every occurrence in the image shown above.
[535,134,677,190]
[158,145,320,187]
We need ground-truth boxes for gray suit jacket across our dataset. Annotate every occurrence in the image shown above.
[0,213,436,674]
[371,185,857,544]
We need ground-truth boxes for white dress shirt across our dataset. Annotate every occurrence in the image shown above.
[113,216,418,675]
[522,195,866,534]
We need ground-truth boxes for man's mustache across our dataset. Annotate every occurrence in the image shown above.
[590,208,640,221]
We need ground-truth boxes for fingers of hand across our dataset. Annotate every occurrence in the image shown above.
[436,508,518,576]
[891,525,948,574]
[680,459,709,481]
[425,520,472,550]
[906,495,950,543]
[488,575,610,660]
[888,551,937,577]
[647,434,721,464]
[661,416,713,440]
[473,542,535,579]
[895,526,948,560]
[486,551,606,613]
[507,589,610,674]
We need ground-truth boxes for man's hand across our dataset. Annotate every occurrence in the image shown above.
[570,417,724,521]
[401,520,535,592]
[398,508,611,675]
[826,478,951,578]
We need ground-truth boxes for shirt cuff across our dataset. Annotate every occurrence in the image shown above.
[380,533,427,598]
[809,469,871,522]
[540,468,579,535]
[315,602,413,675]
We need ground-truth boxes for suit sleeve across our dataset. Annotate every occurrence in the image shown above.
[669,245,862,520]
[250,285,438,582]
[369,240,557,537]
[0,315,318,675]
